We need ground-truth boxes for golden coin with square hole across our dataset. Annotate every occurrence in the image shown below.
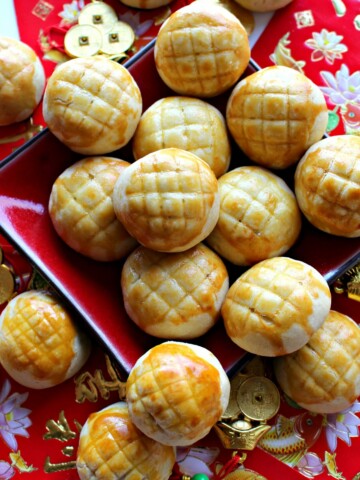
[64,24,103,58]
[78,1,118,32]
[237,376,280,421]
[100,21,135,55]
[0,264,15,305]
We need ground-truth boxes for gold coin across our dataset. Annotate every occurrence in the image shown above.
[78,1,118,32]
[237,376,280,421]
[196,0,255,36]
[100,21,135,55]
[64,24,103,58]
[0,264,15,305]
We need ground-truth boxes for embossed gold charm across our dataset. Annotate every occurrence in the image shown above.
[64,24,103,57]
[333,262,360,302]
[214,370,280,450]
[0,247,16,305]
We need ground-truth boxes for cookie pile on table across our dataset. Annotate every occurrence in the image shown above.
[0,2,359,479]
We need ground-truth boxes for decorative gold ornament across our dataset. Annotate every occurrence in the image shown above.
[64,0,135,61]
[214,369,280,450]
[333,262,360,302]
[0,247,16,305]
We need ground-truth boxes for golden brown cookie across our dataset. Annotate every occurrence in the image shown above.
[206,166,302,265]
[294,135,360,238]
[77,402,176,480]
[43,56,142,155]
[221,257,331,356]
[233,0,293,12]
[0,37,45,126]
[121,243,229,339]
[154,3,250,97]
[274,310,360,413]
[126,341,230,446]
[49,157,138,261]
[132,96,231,178]
[112,148,220,252]
[0,290,91,389]
[226,65,328,169]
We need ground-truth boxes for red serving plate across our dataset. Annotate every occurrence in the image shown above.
[0,43,359,375]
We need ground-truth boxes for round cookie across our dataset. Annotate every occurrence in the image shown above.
[121,243,229,339]
[132,96,231,178]
[49,157,138,261]
[206,166,302,265]
[274,310,360,414]
[294,135,360,238]
[0,37,45,126]
[112,148,220,253]
[154,3,250,98]
[77,402,175,480]
[226,65,328,169]
[126,341,231,446]
[0,290,91,389]
[221,257,331,357]
[43,56,142,155]
[233,0,293,12]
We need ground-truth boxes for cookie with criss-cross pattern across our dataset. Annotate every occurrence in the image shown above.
[49,156,138,261]
[274,310,360,413]
[121,243,229,339]
[112,148,220,252]
[221,257,331,357]
[0,37,45,126]
[206,166,302,265]
[43,56,142,155]
[295,135,360,238]
[226,65,328,169]
[76,402,175,480]
[154,3,250,98]
[0,290,91,389]
[132,96,231,178]
[126,342,230,446]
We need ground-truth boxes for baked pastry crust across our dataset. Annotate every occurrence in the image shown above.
[0,37,45,126]
[133,96,231,178]
[49,156,138,261]
[226,65,328,169]
[77,402,175,480]
[121,243,229,339]
[206,166,302,265]
[126,342,230,446]
[113,148,220,252]
[295,135,360,238]
[274,310,360,413]
[0,290,91,389]
[43,56,142,155]
[154,3,250,97]
[222,257,331,356]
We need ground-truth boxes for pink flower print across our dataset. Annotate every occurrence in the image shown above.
[296,452,324,478]
[0,380,31,451]
[305,29,347,64]
[0,462,15,480]
[325,401,360,452]
[320,65,360,106]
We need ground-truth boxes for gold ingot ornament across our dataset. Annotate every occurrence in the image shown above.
[100,22,135,55]
[214,372,280,450]
[64,24,103,58]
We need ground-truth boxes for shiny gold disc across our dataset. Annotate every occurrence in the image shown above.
[100,21,135,55]
[0,264,15,305]
[78,1,118,32]
[223,469,268,480]
[196,0,255,36]
[237,376,280,421]
[64,24,103,58]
